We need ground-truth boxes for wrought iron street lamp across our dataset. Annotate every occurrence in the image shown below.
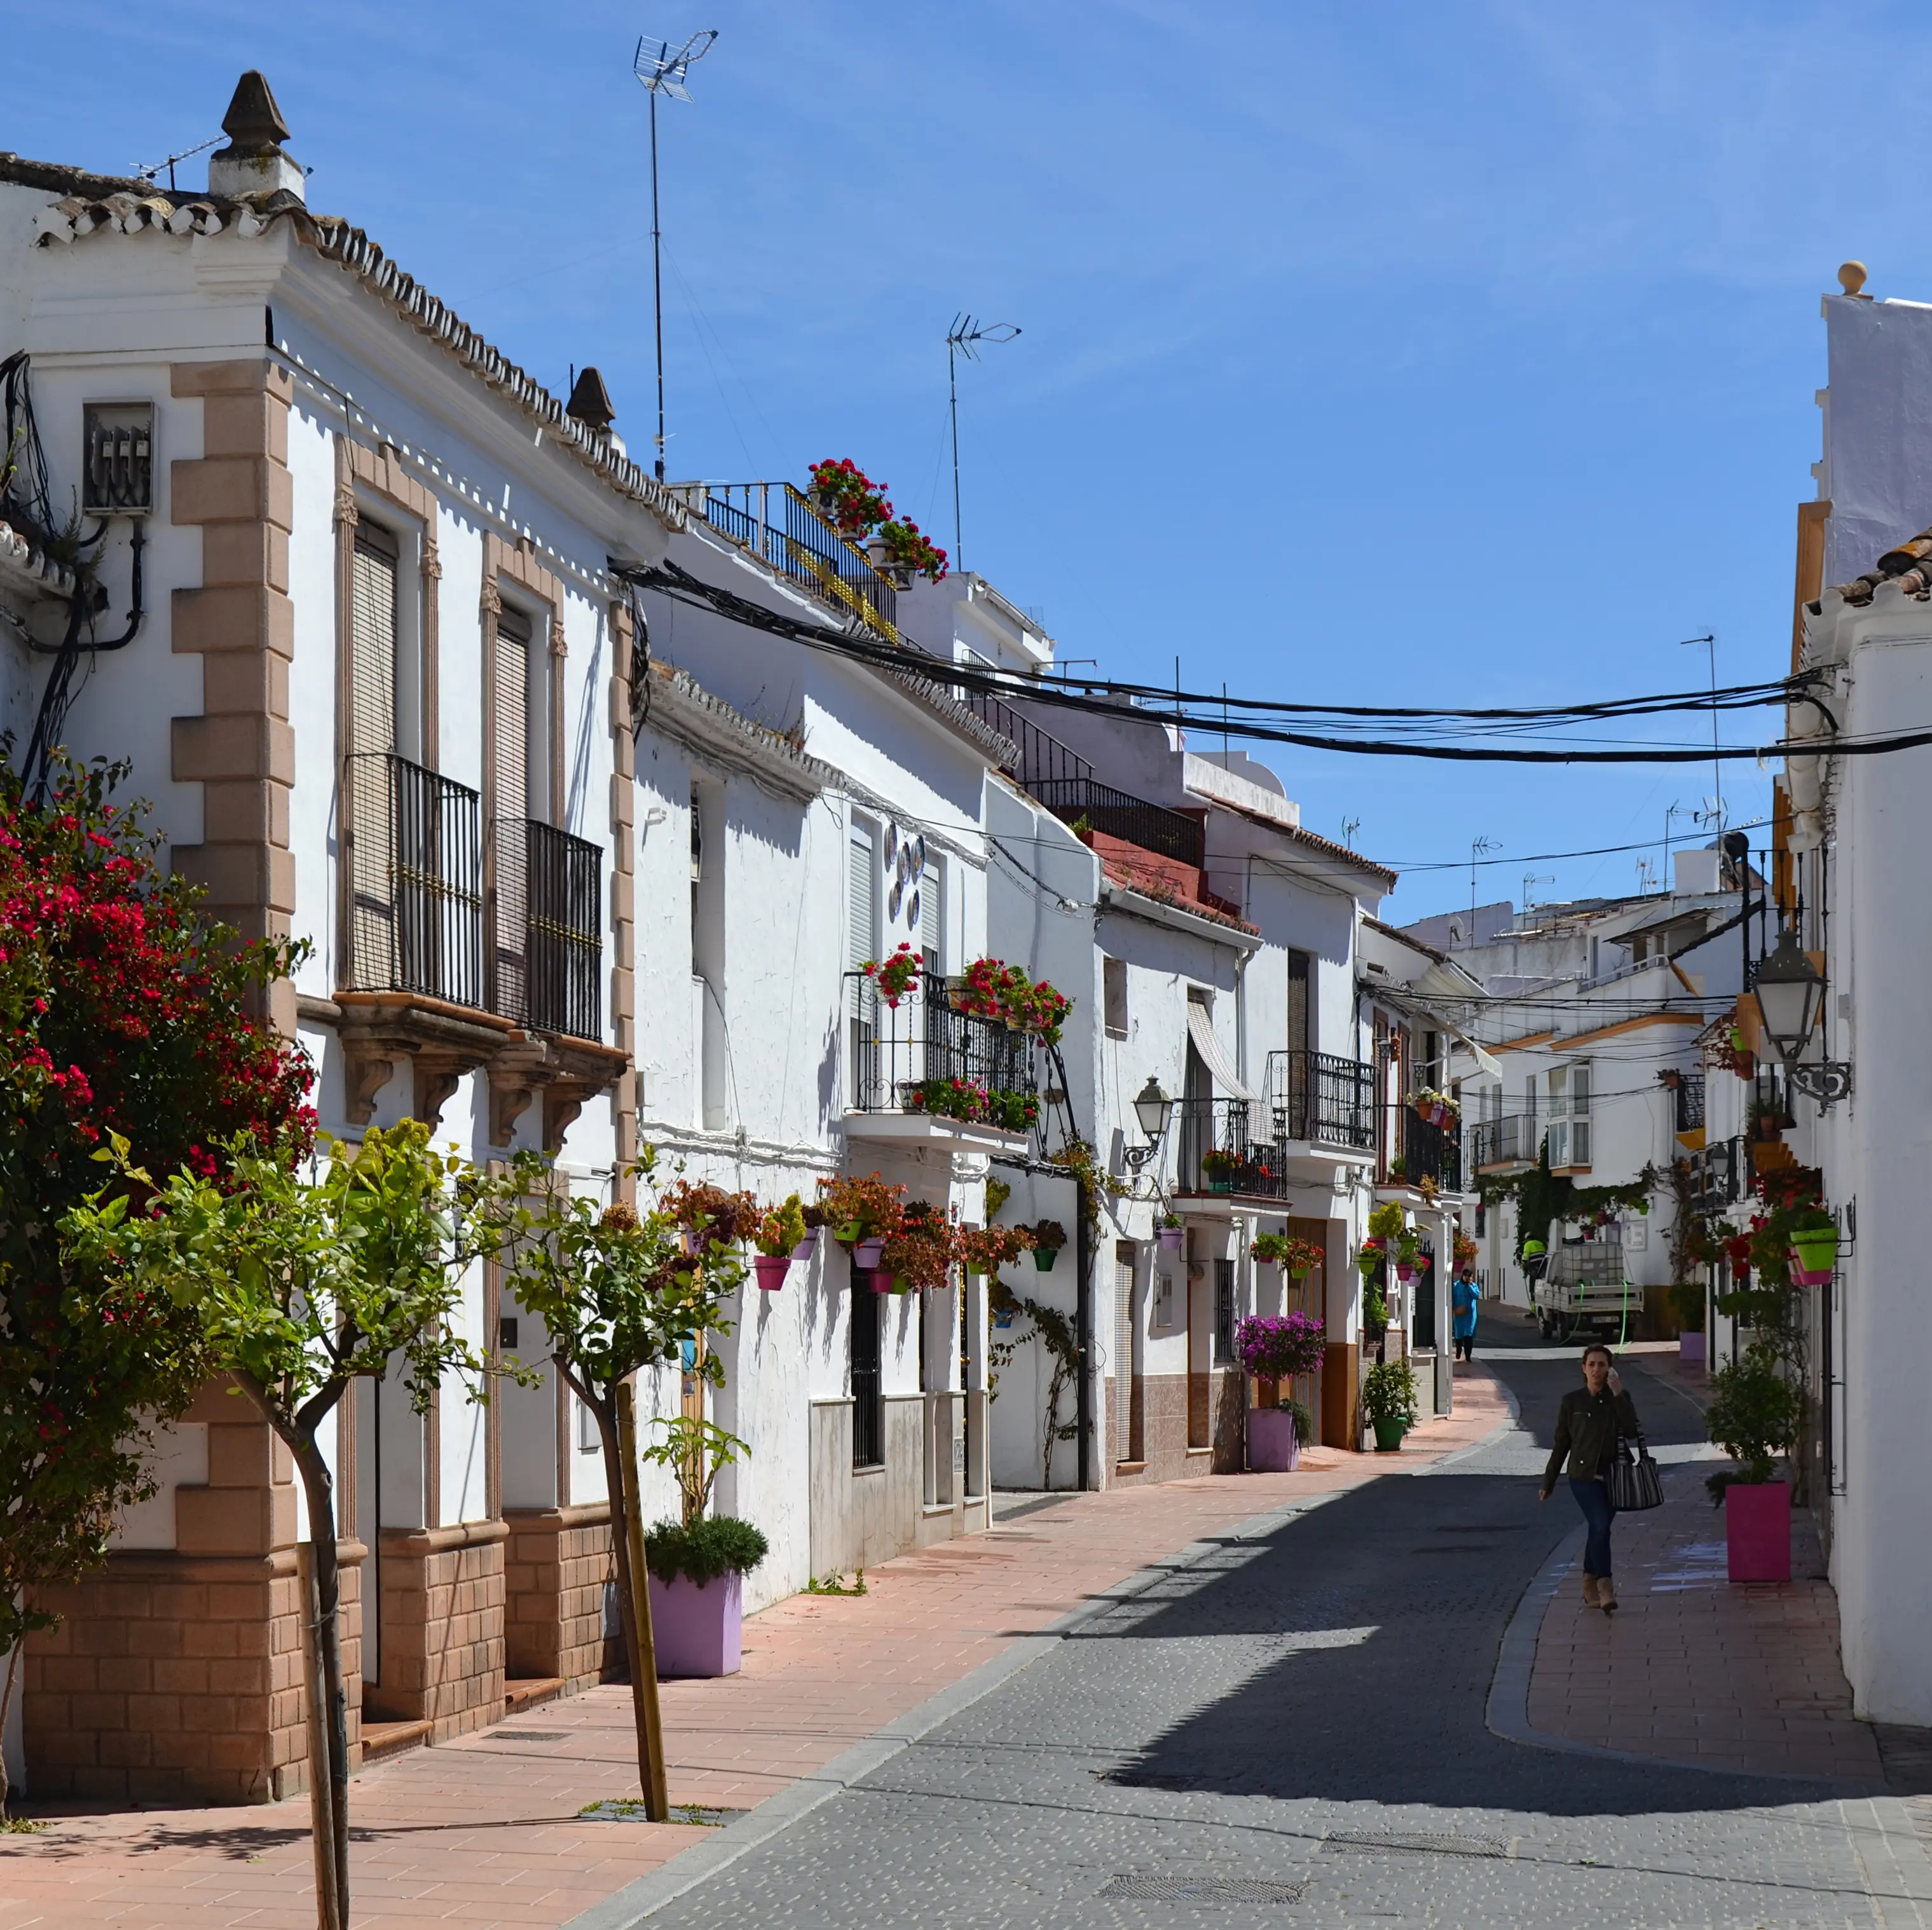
[1125,1077,1174,1172]
[1751,928,1851,1107]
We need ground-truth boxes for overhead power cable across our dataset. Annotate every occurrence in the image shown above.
[619,561,1884,768]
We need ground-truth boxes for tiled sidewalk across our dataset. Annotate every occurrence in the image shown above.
[0,1373,1510,1930]
[1524,1466,1886,1784]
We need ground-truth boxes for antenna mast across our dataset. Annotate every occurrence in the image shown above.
[634,29,719,482]
[944,313,1019,573]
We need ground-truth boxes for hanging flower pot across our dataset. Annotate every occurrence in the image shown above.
[753,1254,791,1292]
[854,1236,887,1268]
[1158,1226,1184,1252]
[1032,1246,1060,1272]
[1395,1263,1415,1282]
[863,1268,896,1294]
[791,1229,819,1264]
[1788,1249,1833,1288]
[1789,1224,1840,1283]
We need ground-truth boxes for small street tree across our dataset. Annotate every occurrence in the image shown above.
[0,755,310,1820]
[65,1121,506,1930]
[493,1151,743,1819]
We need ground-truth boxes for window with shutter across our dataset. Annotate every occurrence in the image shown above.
[350,521,399,756]
[848,825,878,1109]
[346,521,401,987]
[919,859,941,976]
[490,603,533,1023]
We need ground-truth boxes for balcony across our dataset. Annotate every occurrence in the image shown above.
[1392,1108,1462,1191]
[490,818,603,1042]
[1469,1112,1540,1174]
[345,752,484,1009]
[339,753,620,1142]
[1175,1097,1288,1199]
[667,481,899,642]
[846,973,1038,1149]
[1688,1135,1747,1212]
[1264,1050,1376,1152]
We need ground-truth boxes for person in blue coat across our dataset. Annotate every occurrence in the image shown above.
[1451,1261,1480,1361]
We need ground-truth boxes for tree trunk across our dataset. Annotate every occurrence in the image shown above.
[598,1385,668,1819]
[290,1439,351,1930]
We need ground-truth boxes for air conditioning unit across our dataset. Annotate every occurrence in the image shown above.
[82,402,154,516]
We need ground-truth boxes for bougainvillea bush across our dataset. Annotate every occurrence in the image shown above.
[1233,1312,1327,1385]
[0,756,312,1809]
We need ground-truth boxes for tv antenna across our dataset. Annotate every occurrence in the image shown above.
[1636,856,1658,894]
[1341,816,1361,849]
[945,314,1020,573]
[134,133,222,193]
[1680,632,1720,832]
[1662,799,1692,888]
[1522,872,1555,917]
[634,28,720,482]
[1469,835,1498,934]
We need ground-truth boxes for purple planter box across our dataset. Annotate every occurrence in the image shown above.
[648,1570,743,1678]
[1247,1406,1299,1473]
[1725,1481,1792,1584]
[1679,1330,1706,1367]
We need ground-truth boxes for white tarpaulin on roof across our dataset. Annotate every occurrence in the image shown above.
[1186,1001,1258,1102]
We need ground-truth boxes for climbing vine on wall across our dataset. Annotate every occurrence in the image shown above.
[1476,1142,1657,1266]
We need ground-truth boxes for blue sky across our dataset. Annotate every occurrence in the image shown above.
[7,1,1903,920]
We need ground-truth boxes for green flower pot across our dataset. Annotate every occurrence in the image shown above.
[1032,1247,1060,1272]
[1371,1415,1408,1453]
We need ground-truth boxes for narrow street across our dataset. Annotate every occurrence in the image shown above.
[620,1325,1927,1929]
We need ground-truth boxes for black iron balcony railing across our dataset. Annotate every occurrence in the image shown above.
[669,481,898,641]
[1265,1049,1376,1151]
[848,972,1037,1129]
[345,752,484,1009]
[1026,777,1206,870]
[1175,1095,1289,1198]
[1395,1108,1462,1191]
[491,818,603,1041]
[1689,1134,1746,1211]
[1675,1072,1706,1134]
[1469,1112,1540,1172]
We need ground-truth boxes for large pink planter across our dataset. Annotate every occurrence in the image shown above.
[648,1570,743,1677]
[753,1254,791,1292]
[1247,1407,1300,1473]
[1725,1481,1792,1583]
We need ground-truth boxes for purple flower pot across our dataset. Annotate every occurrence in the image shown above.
[1679,1330,1706,1367]
[1725,1480,1792,1584]
[1247,1407,1299,1473]
[753,1254,791,1292]
[647,1570,743,1677]
[854,1237,887,1268]
[1158,1229,1184,1252]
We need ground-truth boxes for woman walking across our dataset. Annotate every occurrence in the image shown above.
[1539,1343,1640,1612]
[1451,1263,1479,1362]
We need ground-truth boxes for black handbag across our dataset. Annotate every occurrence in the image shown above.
[1607,1432,1664,1511]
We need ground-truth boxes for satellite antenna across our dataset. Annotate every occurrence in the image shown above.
[945,314,1020,573]
[634,28,720,482]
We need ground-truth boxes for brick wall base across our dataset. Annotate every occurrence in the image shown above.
[504,1504,617,1692]
[24,1543,363,1807]
[1106,1369,1243,1487]
[367,1522,506,1741]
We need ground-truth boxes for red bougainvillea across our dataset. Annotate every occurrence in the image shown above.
[0,756,313,1734]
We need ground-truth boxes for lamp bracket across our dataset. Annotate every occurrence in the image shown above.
[1790,1061,1852,1109]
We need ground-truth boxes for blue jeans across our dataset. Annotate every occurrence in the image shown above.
[1570,1477,1615,1577]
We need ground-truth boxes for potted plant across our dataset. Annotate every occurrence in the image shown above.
[1201,1147,1240,1193]
[797,1201,826,1259]
[877,515,949,584]
[659,1179,757,1260]
[806,457,891,537]
[1453,1229,1478,1274]
[1787,1207,1840,1287]
[1235,1312,1326,1471]
[1394,1230,1420,1283]
[1158,1212,1184,1253]
[751,1194,807,1290]
[1250,1231,1323,1280]
[641,1418,769,1678]
[1671,1279,1707,1365]
[961,1222,1033,1278]
[817,1171,905,1271]
[1704,1353,1802,1582]
[881,1199,957,1294]
[861,941,921,1009]
[1031,1218,1067,1271]
[1362,1358,1419,1453]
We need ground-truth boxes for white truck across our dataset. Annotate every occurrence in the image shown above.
[1529,1225,1640,1343]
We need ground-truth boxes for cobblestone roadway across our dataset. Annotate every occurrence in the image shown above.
[619,1339,1927,1929]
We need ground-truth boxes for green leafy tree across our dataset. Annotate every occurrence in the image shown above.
[491,1151,744,1818]
[65,1121,505,1930]
[0,755,310,1820]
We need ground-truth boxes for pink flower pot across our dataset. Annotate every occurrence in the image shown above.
[1247,1406,1300,1473]
[647,1570,743,1677]
[1788,1251,1833,1287]
[1395,1263,1414,1282]
[753,1254,790,1292]
[1678,1330,1706,1367]
[862,1268,895,1294]
[854,1237,887,1268]
[1725,1480,1792,1583]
